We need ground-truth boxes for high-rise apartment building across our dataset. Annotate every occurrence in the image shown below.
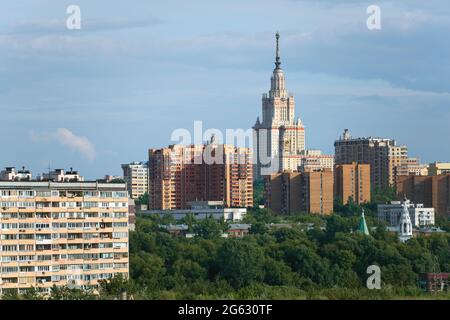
[334,129,408,192]
[121,162,148,199]
[148,142,253,210]
[334,162,371,205]
[265,169,333,215]
[397,174,450,218]
[0,180,129,296]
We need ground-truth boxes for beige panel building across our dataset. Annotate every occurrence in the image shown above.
[334,129,408,192]
[0,181,129,296]
[121,162,148,199]
[428,162,450,176]
[334,162,371,205]
[265,169,333,215]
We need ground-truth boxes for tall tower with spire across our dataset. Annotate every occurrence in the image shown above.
[253,33,306,179]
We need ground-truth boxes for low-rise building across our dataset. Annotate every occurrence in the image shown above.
[140,201,246,222]
[39,168,84,182]
[227,224,251,238]
[377,199,435,228]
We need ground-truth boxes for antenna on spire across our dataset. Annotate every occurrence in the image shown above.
[275,32,281,69]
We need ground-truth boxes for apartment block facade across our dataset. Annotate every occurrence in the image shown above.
[121,162,149,199]
[334,129,408,192]
[397,174,450,218]
[334,162,371,205]
[0,181,129,295]
[265,169,333,215]
[428,162,450,176]
[148,143,253,210]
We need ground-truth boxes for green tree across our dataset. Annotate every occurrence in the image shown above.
[217,239,265,288]
[193,217,224,239]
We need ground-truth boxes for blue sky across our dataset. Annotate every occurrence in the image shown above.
[1,0,449,179]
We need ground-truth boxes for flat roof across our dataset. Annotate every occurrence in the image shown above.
[0,181,126,191]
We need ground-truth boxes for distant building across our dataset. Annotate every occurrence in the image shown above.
[334,162,371,205]
[397,158,428,176]
[160,224,189,237]
[227,224,251,238]
[378,199,435,228]
[148,142,253,210]
[297,150,335,172]
[121,162,148,199]
[428,162,450,176]
[419,273,450,292]
[265,169,333,215]
[103,175,123,182]
[0,166,32,181]
[334,129,408,191]
[140,201,247,222]
[397,174,450,217]
[39,168,84,182]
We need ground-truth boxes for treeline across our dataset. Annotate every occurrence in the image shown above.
[125,209,450,299]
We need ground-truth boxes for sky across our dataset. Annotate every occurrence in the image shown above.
[1,0,449,179]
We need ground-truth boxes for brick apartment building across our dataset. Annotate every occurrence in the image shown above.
[148,142,253,210]
[265,169,333,215]
[334,162,371,205]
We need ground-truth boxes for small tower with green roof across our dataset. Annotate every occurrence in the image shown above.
[357,208,370,236]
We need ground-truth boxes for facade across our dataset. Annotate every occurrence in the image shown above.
[227,224,251,238]
[334,162,371,205]
[141,201,247,222]
[397,174,450,218]
[252,34,334,179]
[297,150,335,172]
[121,162,148,199]
[265,169,333,215]
[428,162,450,176]
[0,181,129,296]
[397,158,428,176]
[377,199,435,228]
[334,129,408,191]
[0,167,32,181]
[148,142,253,210]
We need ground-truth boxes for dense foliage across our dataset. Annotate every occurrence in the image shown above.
[122,208,450,299]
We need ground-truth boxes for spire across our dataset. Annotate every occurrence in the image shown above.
[275,32,281,69]
[357,208,370,236]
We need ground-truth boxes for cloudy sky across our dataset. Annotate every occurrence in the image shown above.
[1,0,449,179]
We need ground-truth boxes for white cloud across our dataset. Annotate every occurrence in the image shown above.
[30,128,96,162]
